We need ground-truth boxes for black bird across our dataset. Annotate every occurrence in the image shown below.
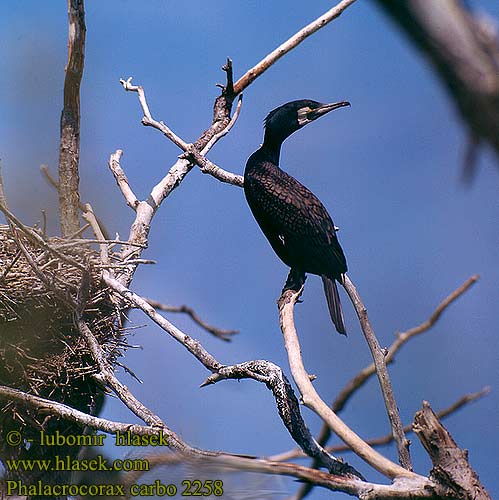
[244,99,350,335]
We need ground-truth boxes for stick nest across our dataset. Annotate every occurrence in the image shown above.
[0,224,125,433]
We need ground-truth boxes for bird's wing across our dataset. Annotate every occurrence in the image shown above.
[245,163,347,275]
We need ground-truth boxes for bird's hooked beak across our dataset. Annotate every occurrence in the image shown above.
[308,101,350,121]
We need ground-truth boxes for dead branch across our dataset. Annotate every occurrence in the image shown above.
[0,385,174,439]
[413,401,492,500]
[114,0,359,289]
[269,387,490,462]
[200,93,243,154]
[107,150,139,210]
[202,360,362,478]
[58,0,86,237]
[102,274,366,478]
[103,273,223,371]
[120,78,244,187]
[277,286,418,480]
[81,203,110,267]
[41,164,111,239]
[0,384,438,500]
[342,275,412,469]
[232,0,358,94]
[76,316,215,457]
[144,297,238,341]
[318,275,479,445]
[126,454,438,500]
[294,275,479,500]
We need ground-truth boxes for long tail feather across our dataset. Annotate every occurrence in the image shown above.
[321,276,346,335]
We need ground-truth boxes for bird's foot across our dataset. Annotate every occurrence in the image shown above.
[282,269,306,294]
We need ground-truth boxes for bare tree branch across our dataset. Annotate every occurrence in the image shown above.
[0,384,439,499]
[200,93,243,154]
[413,401,492,500]
[232,0,358,94]
[107,150,139,210]
[76,316,216,457]
[120,78,244,187]
[342,275,412,470]
[277,286,418,480]
[114,0,360,291]
[269,387,491,462]
[0,385,176,439]
[294,274,479,499]
[127,454,439,500]
[101,273,366,478]
[201,360,362,478]
[324,275,479,440]
[41,164,111,239]
[144,297,238,342]
[58,0,86,236]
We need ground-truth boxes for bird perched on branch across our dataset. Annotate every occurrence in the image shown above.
[244,99,350,335]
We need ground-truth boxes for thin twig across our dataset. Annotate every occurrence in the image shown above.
[107,150,139,209]
[120,78,190,150]
[0,200,86,271]
[53,239,146,249]
[277,287,418,480]
[102,273,223,372]
[144,297,238,342]
[0,160,9,211]
[82,203,109,266]
[332,275,479,431]
[342,275,412,470]
[396,275,479,341]
[120,79,244,187]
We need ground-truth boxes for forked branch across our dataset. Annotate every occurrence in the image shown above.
[144,298,238,342]
[277,287,418,480]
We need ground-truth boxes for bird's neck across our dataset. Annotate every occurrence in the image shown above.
[260,136,284,165]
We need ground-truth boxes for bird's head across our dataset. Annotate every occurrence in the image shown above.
[263,99,350,147]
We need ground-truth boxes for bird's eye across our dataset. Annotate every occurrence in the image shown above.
[297,107,312,125]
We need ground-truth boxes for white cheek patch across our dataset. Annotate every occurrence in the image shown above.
[297,107,312,126]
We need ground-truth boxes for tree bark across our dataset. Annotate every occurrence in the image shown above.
[413,401,492,500]
[58,0,86,237]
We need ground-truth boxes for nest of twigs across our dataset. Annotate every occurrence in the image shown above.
[0,224,124,442]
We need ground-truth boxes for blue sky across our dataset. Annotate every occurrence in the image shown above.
[1,1,498,498]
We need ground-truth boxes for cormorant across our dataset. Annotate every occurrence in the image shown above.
[244,99,350,335]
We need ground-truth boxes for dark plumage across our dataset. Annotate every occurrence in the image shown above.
[244,99,350,334]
